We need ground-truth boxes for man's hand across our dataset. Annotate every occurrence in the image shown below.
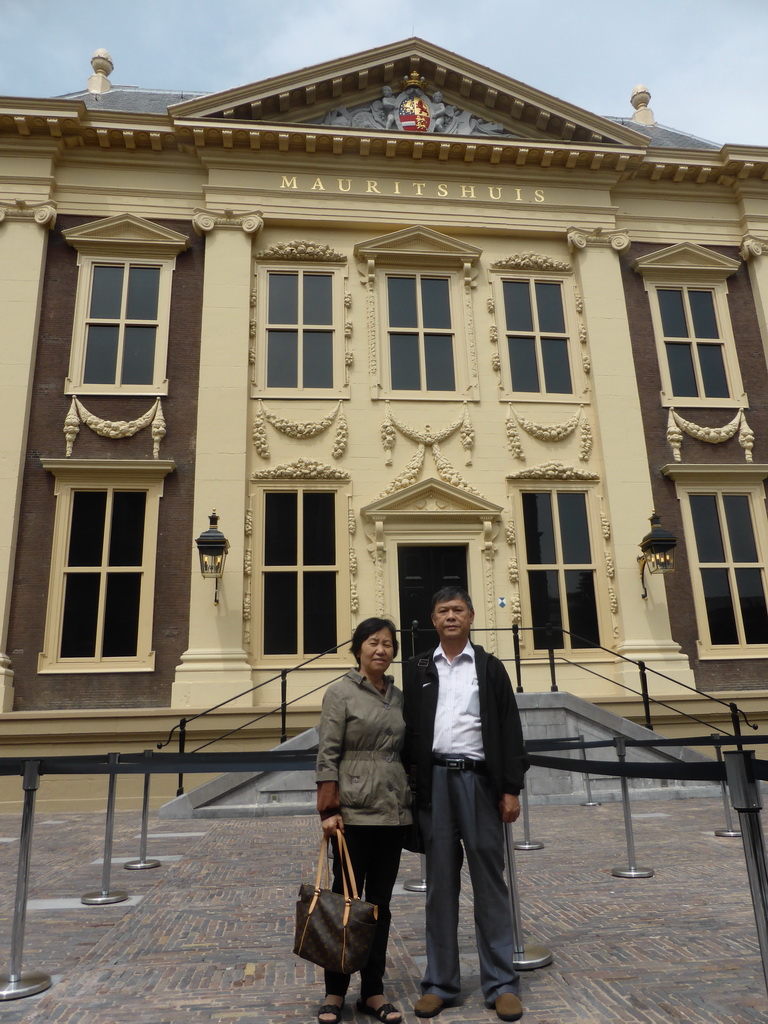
[321,813,344,839]
[498,793,520,823]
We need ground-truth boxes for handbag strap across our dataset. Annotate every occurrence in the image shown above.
[334,829,360,900]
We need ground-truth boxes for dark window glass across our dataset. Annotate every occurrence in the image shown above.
[268,273,298,325]
[424,335,455,390]
[90,266,124,319]
[523,492,556,564]
[735,568,768,644]
[390,333,420,389]
[421,278,451,329]
[304,492,335,566]
[564,570,600,647]
[666,342,698,396]
[698,344,729,398]
[263,572,297,654]
[689,290,718,338]
[690,494,725,562]
[68,491,107,566]
[60,573,100,658]
[529,569,563,649]
[724,495,758,562]
[658,289,688,337]
[508,336,539,392]
[303,274,332,325]
[303,331,333,389]
[701,568,739,645]
[125,266,160,320]
[303,571,337,653]
[121,326,156,385]
[541,338,572,393]
[388,277,418,328]
[84,325,119,384]
[109,492,146,566]
[503,281,533,332]
[267,330,298,387]
[535,282,565,333]
[558,493,591,563]
[102,573,141,656]
[264,492,297,565]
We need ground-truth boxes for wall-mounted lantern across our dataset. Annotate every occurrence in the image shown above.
[194,510,229,605]
[638,511,677,599]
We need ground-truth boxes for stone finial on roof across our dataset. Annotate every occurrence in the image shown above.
[630,84,654,125]
[87,49,113,94]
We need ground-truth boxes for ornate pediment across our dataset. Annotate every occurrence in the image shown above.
[62,213,190,257]
[355,225,482,268]
[169,38,646,149]
[632,242,741,282]
[362,477,501,521]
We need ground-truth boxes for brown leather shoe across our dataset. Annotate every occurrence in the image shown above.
[414,993,446,1018]
[494,992,523,1021]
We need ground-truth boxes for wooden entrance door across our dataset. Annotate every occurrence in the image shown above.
[397,545,468,659]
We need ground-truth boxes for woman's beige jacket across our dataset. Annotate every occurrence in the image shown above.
[316,669,412,827]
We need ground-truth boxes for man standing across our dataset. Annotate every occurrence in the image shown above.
[403,587,528,1021]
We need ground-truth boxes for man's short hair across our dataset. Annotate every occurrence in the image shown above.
[431,586,474,614]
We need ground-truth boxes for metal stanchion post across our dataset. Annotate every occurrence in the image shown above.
[0,761,52,1001]
[125,751,161,871]
[578,734,599,807]
[512,624,523,693]
[713,737,740,838]
[82,753,128,905]
[403,853,426,893]
[610,738,654,879]
[514,787,544,851]
[502,823,552,969]
[724,750,768,997]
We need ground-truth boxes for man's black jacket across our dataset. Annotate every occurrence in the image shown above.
[402,642,529,810]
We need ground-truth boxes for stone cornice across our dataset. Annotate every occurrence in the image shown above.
[0,199,56,228]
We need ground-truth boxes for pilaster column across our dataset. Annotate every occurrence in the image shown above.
[566,227,694,694]
[171,208,263,709]
[740,235,768,367]
[0,201,57,711]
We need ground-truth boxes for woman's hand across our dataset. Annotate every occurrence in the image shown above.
[321,813,344,839]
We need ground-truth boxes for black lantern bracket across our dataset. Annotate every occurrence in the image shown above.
[194,509,230,605]
[638,510,677,599]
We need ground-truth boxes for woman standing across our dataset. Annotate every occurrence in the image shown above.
[315,618,410,1024]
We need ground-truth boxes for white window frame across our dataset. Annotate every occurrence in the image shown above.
[492,271,582,403]
[63,214,189,397]
[633,243,745,410]
[663,463,768,658]
[355,226,481,402]
[510,482,610,654]
[252,481,350,666]
[253,263,348,399]
[38,458,175,673]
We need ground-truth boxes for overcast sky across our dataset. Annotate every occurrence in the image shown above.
[2,0,766,148]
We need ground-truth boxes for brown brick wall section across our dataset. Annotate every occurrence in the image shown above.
[621,242,768,691]
[7,216,204,710]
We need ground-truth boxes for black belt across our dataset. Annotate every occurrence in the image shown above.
[433,755,487,774]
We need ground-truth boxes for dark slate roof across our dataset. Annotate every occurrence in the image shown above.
[56,86,206,113]
[607,116,720,151]
[54,86,722,150]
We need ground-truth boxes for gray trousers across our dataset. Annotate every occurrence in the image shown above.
[420,766,520,1005]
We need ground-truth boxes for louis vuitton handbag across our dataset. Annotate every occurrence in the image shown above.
[293,829,378,974]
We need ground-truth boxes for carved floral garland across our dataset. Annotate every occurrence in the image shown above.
[253,400,347,459]
[506,405,592,461]
[667,408,754,462]
[64,398,166,458]
[380,402,474,466]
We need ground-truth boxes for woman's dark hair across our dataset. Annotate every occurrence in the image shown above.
[350,617,399,665]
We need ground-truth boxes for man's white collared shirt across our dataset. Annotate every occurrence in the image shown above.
[431,640,484,759]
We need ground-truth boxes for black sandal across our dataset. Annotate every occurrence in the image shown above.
[317,1002,344,1023]
[356,999,403,1023]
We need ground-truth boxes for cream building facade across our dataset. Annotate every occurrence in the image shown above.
[2,40,768,807]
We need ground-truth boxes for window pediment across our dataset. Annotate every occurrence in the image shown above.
[355,225,481,269]
[63,214,190,259]
[632,242,740,283]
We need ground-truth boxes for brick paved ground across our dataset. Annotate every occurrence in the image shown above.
[0,799,767,1024]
